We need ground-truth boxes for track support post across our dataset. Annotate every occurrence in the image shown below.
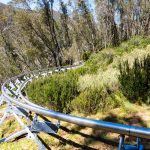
[0,103,48,150]
[118,135,144,150]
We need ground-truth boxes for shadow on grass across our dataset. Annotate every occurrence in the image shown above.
[39,115,117,149]
[50,133,96,150]
[102,112,147,127]
[31,113,150,149]
[89,113,150,149]
[60,126,118,147]
[36,115,97,149]
[38,135,52,150]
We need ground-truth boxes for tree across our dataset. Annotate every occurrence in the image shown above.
[59,0,71,48]
[77,0,97,51]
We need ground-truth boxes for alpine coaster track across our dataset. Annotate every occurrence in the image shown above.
[0,63,149,150]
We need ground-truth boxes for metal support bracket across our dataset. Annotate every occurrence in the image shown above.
[0,102,61,150]
[0,104,59,150]
[30,115,60,134]
[118,135,144,150]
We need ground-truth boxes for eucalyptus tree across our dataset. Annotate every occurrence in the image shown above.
[95,0,120,47]
[0,6,25,72]
[59,0,71,48]
[77,0,98,51]
[10,0,63,67]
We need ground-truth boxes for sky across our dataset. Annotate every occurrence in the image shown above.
[0,0,95,10]
[0,0,10,4]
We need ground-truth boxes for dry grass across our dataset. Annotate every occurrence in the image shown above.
[79,45,150,92]
[0,101,150,149]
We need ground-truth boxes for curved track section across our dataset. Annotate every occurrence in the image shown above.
[0,63,149,149]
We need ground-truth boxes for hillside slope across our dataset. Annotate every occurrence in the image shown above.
[0,36,150,149]
[26,36,150,114]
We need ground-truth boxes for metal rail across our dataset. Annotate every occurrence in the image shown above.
[0,63,149,149]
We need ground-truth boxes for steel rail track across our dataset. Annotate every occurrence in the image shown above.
[0,63,149,149]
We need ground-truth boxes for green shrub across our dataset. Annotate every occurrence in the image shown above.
[74,66,88,76]
[71,87,104,114]
[118,55,150,103]
[82,51,92,61]
[114,36,150,55]
[26,70,79,113]
[83,51,115,74]
[71,87,122,114]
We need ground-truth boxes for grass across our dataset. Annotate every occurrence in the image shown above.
[79,37,150,91]
[114,36,150,55]
[0,139,38,150]
[0,102,150,149]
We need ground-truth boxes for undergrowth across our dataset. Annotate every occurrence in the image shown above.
[114,36,150,55]
[119,55,150,103]
[26,36,150,114]
[27,70,79,113]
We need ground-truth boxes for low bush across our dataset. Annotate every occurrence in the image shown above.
[114,36,150,55]
[82,51,92,61]
[26,70,79,113]
[74,66,88,76]
[71,87,122,114]
[83,51,115,74]
[71,87,105,114]
[118,55,150,103]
